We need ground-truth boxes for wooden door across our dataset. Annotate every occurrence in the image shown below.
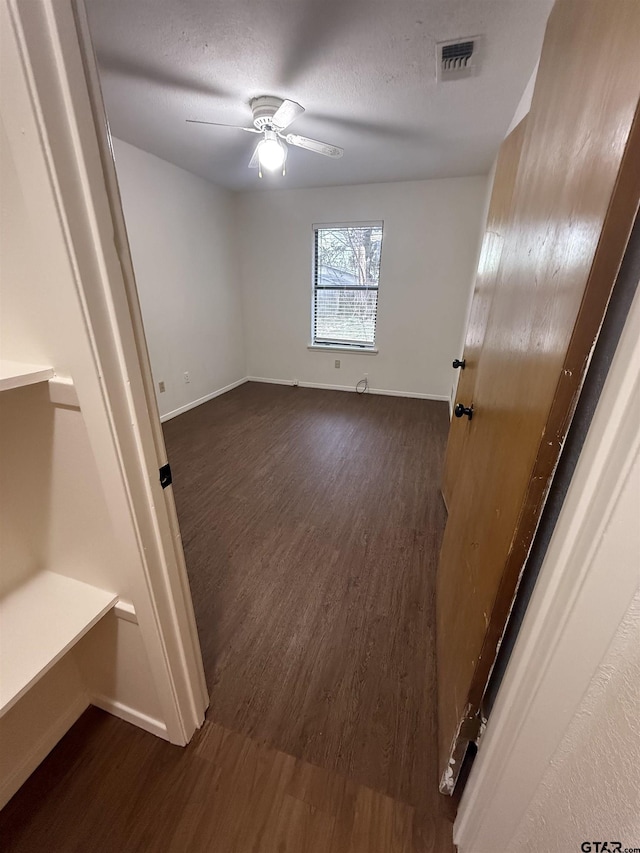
[437,0,640,794]
[441,117,527,509]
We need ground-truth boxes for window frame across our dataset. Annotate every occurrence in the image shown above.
[310,221,383,352]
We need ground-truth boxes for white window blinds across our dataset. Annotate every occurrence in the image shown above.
[313,223,383,348]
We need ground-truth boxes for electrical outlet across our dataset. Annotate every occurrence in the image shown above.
[158,380,166,393]
[184,371,190,384]
[334,359,341,368]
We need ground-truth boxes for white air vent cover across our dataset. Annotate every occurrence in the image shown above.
[437,37,481,81]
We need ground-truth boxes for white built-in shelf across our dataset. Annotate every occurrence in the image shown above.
[0,571,117,717]
[0,360,54,392]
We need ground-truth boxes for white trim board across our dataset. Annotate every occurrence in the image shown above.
[159,377,248,422]
[307,345,379,355]
[48,376,79,408]
[454,285,640,851]
[89,695,169,741]
[246,376,293,387]
[113,599,138,624]
[10,0,209,746]
[247,377,449,401]
[159,376,448,424]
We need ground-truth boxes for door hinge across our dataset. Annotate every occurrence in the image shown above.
[159,462,172,489]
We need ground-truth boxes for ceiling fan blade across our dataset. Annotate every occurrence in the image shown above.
[285,134,343,158]
[186,119,260,132]
[248,144,260,169]
[271,99,305,130]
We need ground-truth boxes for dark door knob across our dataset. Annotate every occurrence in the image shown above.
[452,358,466,369]
[454,403,473,420]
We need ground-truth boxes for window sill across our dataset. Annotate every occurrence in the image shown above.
[308,344,378,355]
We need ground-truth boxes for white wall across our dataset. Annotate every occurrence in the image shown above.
[512,585,640,852]
[236,177,487,398]
[506,62,538,136]
[113,138,245,419]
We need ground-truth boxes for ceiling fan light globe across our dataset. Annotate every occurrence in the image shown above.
[258,138,285,171]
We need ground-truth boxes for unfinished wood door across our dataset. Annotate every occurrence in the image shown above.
[437,0,640,793]
[441,117,527,509]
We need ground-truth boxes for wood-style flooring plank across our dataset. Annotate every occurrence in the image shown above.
[164,383,450,810]
[0,384,456,851]
[0,712,448,852]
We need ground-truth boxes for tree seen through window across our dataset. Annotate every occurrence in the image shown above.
[313,224,383,347]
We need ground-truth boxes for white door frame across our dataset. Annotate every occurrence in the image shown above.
[6,0,208,744]
[454,282,640,849]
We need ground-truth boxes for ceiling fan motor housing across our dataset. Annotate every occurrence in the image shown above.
[250,96,284,130]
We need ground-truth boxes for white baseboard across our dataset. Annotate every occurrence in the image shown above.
[248,376,448,401]
[359,385,449,401]
[0,693,170,808]
[159,377,248,422]
[158,376,449,420]
[246,376,295,387]
[0,694,89,809]
[90,694,169,741]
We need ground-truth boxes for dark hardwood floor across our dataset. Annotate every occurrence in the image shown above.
[0,383,455,851]
[0,709,434,852]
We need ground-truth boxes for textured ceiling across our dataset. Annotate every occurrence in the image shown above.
[86,0,553,191]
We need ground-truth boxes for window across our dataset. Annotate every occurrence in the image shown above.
[312,222,383,349]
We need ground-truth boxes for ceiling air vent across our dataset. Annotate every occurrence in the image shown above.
[437,37,481,82]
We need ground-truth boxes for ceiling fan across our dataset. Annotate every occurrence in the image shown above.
[187,96,344,177]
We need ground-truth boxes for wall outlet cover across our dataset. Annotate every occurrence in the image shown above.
[184,371,190,383]
[158,380,166,393]
[335,359,341,368]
